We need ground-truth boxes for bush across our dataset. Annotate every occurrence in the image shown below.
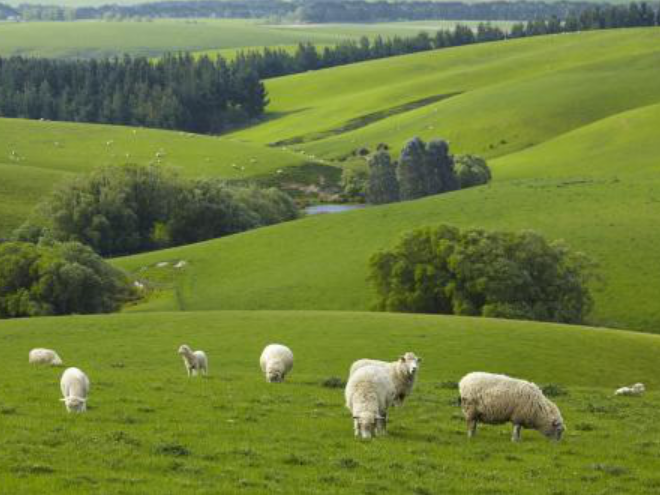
[340,168,368,202]
[368,225,595,324]
[454,155,491,188]
[15,164,299,256]
[0,241,133,318]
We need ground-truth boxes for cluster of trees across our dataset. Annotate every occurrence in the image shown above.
[341,138,491,204]
[5,0,655,24]
[15,164,299,257]
[0,241,134,318]
[369,225,595,324]
[0,54,267,133]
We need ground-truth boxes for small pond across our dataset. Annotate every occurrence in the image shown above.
[304,204,367,215]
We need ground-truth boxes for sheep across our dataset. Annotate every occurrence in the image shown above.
[459,372,565,442]
[349,352,421,406]
[29,348,63,366]
[259,344,293,383]
[60,367,90,413]
[178,345,208,377]
[615,383,645,396]
[345,365,397,439]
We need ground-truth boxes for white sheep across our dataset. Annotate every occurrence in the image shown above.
[60,367,90,413]
[29,348,63,366]
[459,372,565,442]
[345,365,396,439]
[178,345,208,377]
[349,352,421,406]
[259,344,293,383]
[615,383,645,396]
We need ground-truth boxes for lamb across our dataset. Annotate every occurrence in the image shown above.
[178,345,208,377]
[29,348,63,366]
[459,372,565,442]
[615,383,645,396]
[349,352,421,406]
[60,367,90,413]
[345,365,397,439]
[259,344,293,383]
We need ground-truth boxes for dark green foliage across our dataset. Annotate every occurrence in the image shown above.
[340,168,368,202]
[426,139,459,194]
[0,241,133,318]
[454,155,492,189]
[369,225,595,324]
[367,150,399,205]
[397,137,458,201]
[15,164,299,257]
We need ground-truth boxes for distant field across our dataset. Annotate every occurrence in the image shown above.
[0,310,659,493]
[0,19,502,59]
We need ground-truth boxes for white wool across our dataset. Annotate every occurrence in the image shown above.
[459,372,564,442]
[259,344,294,383]
[60,367,90,413]
[29,348,63,366]
[178,345,208,377]
[615,383,645,396]
[349,352,421,406]
[345,365,397,439]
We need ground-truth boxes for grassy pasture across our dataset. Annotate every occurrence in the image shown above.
[0,311,659,493]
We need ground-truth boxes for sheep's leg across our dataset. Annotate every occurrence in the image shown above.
[467,418,477,438]
[512,424,522,442]
[376,413,388,436]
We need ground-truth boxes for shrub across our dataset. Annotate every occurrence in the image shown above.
[454,155,492,188]
[368,224,595,324]
[0,241,133,318]
[340,168,368,202]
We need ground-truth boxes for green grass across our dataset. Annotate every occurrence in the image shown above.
[1,310,660,493]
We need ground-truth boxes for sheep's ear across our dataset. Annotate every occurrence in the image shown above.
[399,356,406,363]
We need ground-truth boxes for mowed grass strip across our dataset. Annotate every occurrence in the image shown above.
[0,311,659,493]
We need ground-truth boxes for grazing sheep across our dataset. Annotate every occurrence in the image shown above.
[615,383,645,396]
[349,352,421,406]
[178,345,208,377]
[60,367,90,413]
[29,348,63,366]
[259,344,293,383]
[345,365,397,439]
[459,372,565,442]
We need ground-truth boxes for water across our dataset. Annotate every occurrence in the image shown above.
[304,204,366,215]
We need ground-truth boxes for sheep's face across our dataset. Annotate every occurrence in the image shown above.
[62,396,86,413]
[52,357,63,366]
[354,413,377,439]
[542,418,565,441]
[178,345,191,356]
[632,383,645,393]
[267,370,283,383]
[399,352,422,377]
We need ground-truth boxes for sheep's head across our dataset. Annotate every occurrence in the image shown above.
[52,356,63,366]
[632,383,646,393]
[61,396,87,413]
[353,412,381,439]
[178,345,192,356]
[266,369,283,383]
[540,412,565,441]
[398,352,422,377]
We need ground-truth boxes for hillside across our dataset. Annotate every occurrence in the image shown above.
[0,310,658,492]
[114,28,660,333]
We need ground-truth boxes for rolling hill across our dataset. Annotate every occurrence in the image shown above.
[0,310,658,493]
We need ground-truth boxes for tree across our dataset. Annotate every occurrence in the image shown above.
[369,225,595,324]
[397,137,428,200]
[454,155,492,189]
[340,167,368,202]
[367,150,399,204]
[426,139,459,194]
[0,241,133,318]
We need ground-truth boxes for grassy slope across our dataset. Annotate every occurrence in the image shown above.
[0,310,659,493]
[0,118,309,235]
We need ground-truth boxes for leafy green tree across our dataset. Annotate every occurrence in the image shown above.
[0,241,133,318]
[426,139,459,194]
[454,155,492,189]
[369,225,595,324]
[367,150,399,204]
[340,167,368,202]
[396,137,428,200]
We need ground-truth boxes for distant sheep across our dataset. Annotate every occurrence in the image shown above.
[349,352,421,406]
[615,383,645,396]
[259,344,293,383]
[178,345,208,377]
[459,372,565,442]
[60,367,90,413]
[345,365,396,439]
[29,348,63,366]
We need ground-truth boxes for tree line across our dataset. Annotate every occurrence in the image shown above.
[0,54,267,134]
[2,0,652,23]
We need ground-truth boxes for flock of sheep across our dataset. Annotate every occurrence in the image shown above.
[28,344,645,441]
